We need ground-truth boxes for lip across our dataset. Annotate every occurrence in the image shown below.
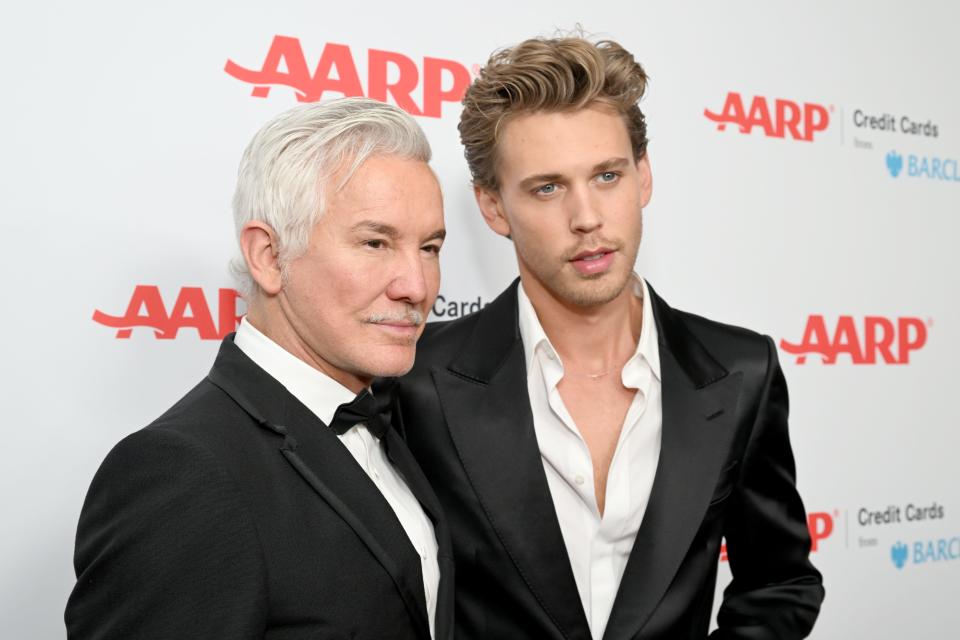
[569,247,616,275]
[371,322,420,337]
[570,247,614,261]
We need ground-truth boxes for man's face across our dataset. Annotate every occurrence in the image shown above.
[280,155,444,389]
[478,105,652,308]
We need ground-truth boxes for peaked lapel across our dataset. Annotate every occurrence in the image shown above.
[206,337,432,639]
[432,281,592,640]
[602,285,743,640]
[383,387,456,640]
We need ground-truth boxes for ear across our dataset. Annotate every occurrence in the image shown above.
[239,221,283,296]
[474,185,512,238]
[636,153,653,209]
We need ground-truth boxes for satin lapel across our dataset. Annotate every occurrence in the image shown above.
[602,288,743,640]
[384,423,456,640]
[207,338,430,639]
[384,398,449,547]
[279,425,431,638]
[432,286,591,639]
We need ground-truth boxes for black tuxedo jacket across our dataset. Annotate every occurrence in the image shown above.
[66,336,454,640]
[392,280,823,640]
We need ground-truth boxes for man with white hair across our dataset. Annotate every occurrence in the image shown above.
[65,98,452,640]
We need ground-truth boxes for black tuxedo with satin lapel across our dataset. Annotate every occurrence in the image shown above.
[393,279,823,639]
[66,336,454,640]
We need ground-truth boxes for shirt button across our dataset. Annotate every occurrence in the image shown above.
[574,474,585,486]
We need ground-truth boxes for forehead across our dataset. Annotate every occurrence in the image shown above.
[496,106,634,181]
[325,155,443,227]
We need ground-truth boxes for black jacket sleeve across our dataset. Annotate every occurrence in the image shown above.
[712,337,825,639]
[65,427,268,639]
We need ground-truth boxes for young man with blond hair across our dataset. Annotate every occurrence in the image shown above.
[394,36,823,639]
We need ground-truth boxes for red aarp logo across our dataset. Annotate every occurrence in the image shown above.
[808,511,835,552]
[225,35,472,118]
[93,286,243,340]
[705,92,831,141]
[721,510,835,561]
[780,315,929,365]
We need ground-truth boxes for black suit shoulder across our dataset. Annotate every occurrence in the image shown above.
[668,305,774,373]
[414,312,486,369]
[67,383,269,639]
[148,377,257,441]
[141,378,287,483]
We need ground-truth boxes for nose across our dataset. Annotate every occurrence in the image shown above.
[385,248,429,305]
[567,185,603,234]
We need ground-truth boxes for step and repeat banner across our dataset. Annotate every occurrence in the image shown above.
[2,1,957,637]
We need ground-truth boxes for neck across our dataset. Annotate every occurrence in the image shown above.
[245,299,370,394]
[521,274,642,375]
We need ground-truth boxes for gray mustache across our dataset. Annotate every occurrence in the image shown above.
[366,309,424,326]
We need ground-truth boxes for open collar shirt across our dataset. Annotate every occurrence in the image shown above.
[517,276,663,640]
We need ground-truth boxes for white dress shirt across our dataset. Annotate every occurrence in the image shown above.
[234,318,440,638]
[517,276,662,640]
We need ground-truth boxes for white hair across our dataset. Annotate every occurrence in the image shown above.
[230,97,432,295]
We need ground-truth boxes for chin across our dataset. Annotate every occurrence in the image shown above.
[556,273,631,307]
[364,350,416,379]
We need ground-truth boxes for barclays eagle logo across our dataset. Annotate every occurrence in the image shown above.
[891,541,908,569]
[886,150,904,177]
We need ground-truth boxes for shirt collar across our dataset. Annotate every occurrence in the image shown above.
[517,275,661,386]
[233,317,356,427]
[634,277,661,381]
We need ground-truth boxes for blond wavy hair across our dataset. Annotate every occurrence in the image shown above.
[459,35,649,191]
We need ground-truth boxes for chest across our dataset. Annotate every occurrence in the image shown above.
[533,373,662,516]
[557,378,636,458]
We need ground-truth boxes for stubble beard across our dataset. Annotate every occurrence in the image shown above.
[518,243,636,309]
[555,266,633,307]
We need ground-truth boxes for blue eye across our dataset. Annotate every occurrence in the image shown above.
[536,183,557,195]
[598,171,618,183]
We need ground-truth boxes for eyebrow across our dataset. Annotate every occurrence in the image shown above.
[517,157,632,191]
[518,172,563,192]
[424,228,447,242]
[350,220,399,239]
[594,157,631,173]
[350,220,446,243]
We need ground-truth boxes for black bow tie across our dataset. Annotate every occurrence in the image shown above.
[328,388,390,439]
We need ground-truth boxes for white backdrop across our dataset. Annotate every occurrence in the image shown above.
[2,1,958,637]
